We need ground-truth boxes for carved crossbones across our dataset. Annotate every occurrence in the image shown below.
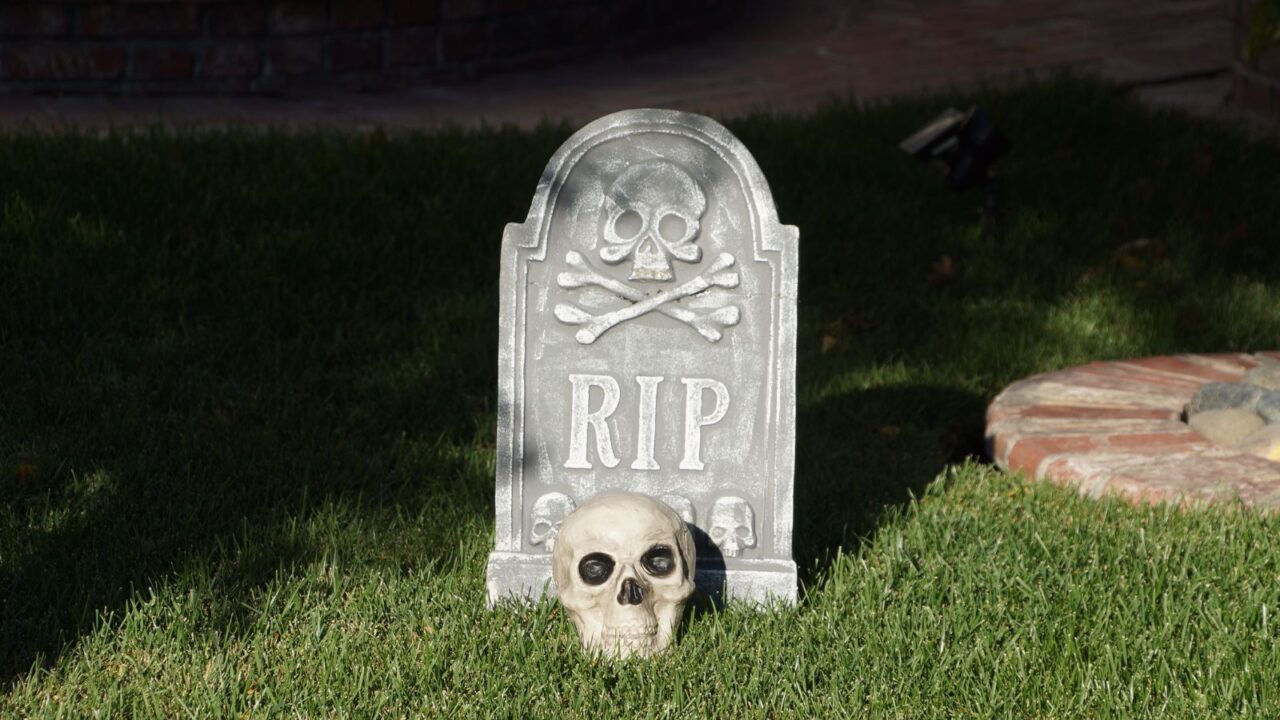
[554,251,740,344]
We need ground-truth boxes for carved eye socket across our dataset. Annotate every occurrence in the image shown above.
[641,545,676,577]
[578,553,615,586]
[613,210,644,241]
[657,212,689,243]
[736,526,751,538]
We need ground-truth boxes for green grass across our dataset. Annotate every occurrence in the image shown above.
[2,75,1280,717]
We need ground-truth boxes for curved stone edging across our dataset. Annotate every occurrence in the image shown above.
[986,352,1280,510]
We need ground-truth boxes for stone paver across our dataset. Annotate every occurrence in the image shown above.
[0,0,1236,132]
[987,353,1280,512]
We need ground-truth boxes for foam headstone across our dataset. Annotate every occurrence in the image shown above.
[486,109,799,605]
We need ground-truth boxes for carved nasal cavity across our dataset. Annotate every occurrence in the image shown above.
[617,577,644,605]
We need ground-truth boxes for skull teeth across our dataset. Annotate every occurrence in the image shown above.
[605,623,657,639]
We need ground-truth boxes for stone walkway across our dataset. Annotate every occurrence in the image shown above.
[987,353,1280,511]
[0,0,1243,131]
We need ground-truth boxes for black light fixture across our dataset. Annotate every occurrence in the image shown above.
[900,106,1010,230]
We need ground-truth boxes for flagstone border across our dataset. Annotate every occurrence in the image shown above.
[986,352,1280,511]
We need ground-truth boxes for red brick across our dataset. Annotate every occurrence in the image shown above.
[1191,352,1262,370]
[443,0,486,20]
[269,38,324,74]
[1046,368,1195,400]
[209,4,269,36]
[202,43,263,78]
[333,1,385,30]
[1005,435,1102,474]
[1073,363,1205,393]
[1108,431,1209,451]
[388,27,437,66]
[0,4,66,36]
[1123,355,1243,383]
[1107,453,1280,503]
[79,5,198,37]
[271,2,329,34]
[132,46,195,80]
[1004,431,1210,478]
[995,405,1178,423]
[1037,456,1095,488]
[981,354,1280,509]
[389,0,441,24]
[441,21,485,62]
[1,45,126,80]
[1076,372,1202,396]
[329,35,382,71]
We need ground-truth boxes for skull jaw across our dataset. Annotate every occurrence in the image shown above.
[711,532,758,558]
[573,622,662,660]
[565,600,686,660]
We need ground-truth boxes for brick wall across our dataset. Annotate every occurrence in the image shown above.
[0,1,740,94]
[1231,0,1280,119]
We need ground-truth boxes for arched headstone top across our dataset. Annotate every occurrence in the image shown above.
[506,108,798,265]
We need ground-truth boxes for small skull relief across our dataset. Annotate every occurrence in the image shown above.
[528,492,576,552]
[552,492,696,659]
[600,161,706,282]
[659,494,696,526]
[708,496,756,558]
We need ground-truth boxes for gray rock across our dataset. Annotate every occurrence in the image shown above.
[1185,382,1268,416]
[1187,408,1266,446]
[1243,361,1280,391]
[1256,391,1280,423]
[486,109,799,607]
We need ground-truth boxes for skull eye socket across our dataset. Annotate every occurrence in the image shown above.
[578,553,615,586]
[657,212,690,243]
[736,526,750,538]
[612,210,644,241]
[641,545,676,577]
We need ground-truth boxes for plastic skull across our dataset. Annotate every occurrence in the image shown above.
[708,496,756,558]
[528,492,576,552]
[552,492,696,659]
[600,161,706,282]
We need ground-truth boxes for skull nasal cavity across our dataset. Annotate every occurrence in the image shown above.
[617,578,645,605]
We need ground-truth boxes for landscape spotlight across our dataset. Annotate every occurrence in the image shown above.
[899,105,1009,192]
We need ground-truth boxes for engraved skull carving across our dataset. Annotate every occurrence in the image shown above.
[528,492,576,552]
[600,161,706,282]
[552,492,696,659]
[708,496,756,558]
[659,494,696,526]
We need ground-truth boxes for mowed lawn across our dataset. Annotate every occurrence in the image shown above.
[3,77,1280,717]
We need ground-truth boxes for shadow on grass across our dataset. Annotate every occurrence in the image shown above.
[0,395,495,687]
[793,383,987,589]
[0,288,503,686]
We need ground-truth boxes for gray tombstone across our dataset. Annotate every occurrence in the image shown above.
[486,108,799,606]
